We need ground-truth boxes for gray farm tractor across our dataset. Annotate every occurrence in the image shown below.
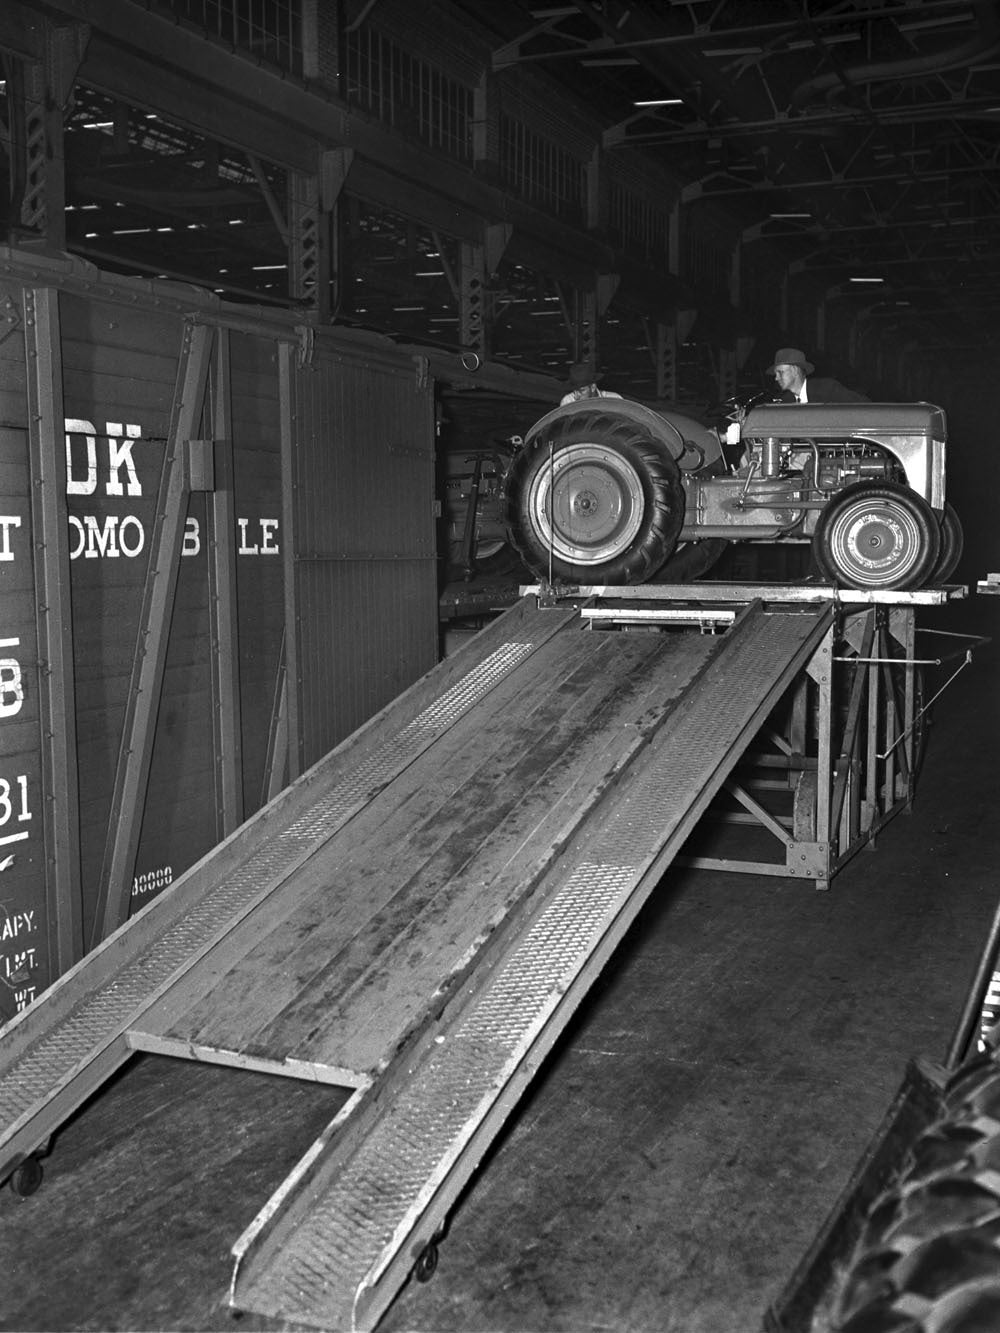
[502,392,961,590]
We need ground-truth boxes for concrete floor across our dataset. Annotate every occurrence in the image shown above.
[0,595,997,1333]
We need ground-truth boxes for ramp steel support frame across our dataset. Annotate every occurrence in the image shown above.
[679,605,920,888]
[528,582,966,891]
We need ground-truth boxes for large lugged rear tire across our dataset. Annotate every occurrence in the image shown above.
[831,1053,1000,1332]
[930,502,965,584]
[503,410,685,584]
[811,482,941,590]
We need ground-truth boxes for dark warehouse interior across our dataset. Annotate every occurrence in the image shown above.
[1,4,999,1332]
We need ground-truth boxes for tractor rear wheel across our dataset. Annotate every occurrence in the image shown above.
[504,411,685,585]
[832,1053,1000,1332]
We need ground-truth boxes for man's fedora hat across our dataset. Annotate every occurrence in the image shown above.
[768,347,815,375]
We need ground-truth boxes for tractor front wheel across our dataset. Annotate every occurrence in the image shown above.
[812,482,941,590]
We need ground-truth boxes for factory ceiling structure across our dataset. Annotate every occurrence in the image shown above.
[1,0,999,406]
[484,0,1000,359]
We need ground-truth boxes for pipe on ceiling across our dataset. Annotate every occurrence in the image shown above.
[791,0,1000,108]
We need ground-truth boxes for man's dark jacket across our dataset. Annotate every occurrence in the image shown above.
[779,376,869,404]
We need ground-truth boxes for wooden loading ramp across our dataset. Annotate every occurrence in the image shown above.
[0,592,831,1331]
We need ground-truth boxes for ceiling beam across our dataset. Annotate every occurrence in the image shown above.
[608,100,1000,149]
[492,0,964,67]
[0,0,694,309]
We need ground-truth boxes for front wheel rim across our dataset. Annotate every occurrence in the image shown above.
[826,499,925,587]
[527,444,645,565]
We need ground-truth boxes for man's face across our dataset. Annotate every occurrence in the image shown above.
[774,363,805,393]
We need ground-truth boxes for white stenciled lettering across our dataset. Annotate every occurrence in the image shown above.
[0,776,30,828]
[182,517,200,557]
[0,516,22,562]
[4,946,37,981]
[259,518,279,554]
[238,517,280,555]
[0,651,23,719]
[0,909,36,942]
[14,987,37,1010]
[65,419,99,496]
[237,517,258,555]
[104,423,143,497]
[68,517,83,560]
[81,514,120,559]
[63,510,280,560]
[118,515,144,557]
[66,419,145,497]
[68,515,145,560]
[131,865,173,899]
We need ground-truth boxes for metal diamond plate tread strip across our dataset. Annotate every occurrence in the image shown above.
[0,639,537,1146]
[233,606,830,1332]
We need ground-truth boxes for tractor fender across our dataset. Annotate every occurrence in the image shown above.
[523,397,725,474]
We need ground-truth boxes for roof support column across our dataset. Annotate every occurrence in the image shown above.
[16,22,88,247]
[653,322,676,401]
[319,148,354,321]
[459,241,491,363]
[288,170,324,315]
[575,287,597,376]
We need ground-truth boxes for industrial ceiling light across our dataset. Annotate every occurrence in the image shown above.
[633,98,683,106]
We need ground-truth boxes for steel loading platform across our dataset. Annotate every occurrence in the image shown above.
[0,584,950,1331]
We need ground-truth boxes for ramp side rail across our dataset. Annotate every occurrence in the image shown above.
[0,598,577,1186]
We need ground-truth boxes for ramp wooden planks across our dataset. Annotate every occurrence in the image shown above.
[0,593,831,1333]
[133,619,718,1083]
[226,599,831,1331]
[0,598,573,1176]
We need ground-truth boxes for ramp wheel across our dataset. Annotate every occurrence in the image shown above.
[830,1052,1000,1330]
[414,1237,440,1283]
[9,1154,43,1198]
[811,482,941,590]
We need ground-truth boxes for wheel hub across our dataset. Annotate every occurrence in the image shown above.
[831,504,920,585]
[847,514,907,571]
[528,444,645,564]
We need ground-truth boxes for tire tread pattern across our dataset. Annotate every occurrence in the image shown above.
[833,1053,1000,1332]
[503,410,685,585]
[931,502,964,584]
